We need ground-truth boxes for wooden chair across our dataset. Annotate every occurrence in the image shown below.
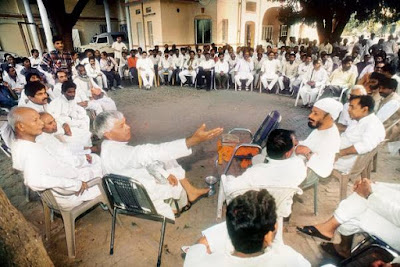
[38,177,112,258]
[137,69,157,89]
[331,143,384,200]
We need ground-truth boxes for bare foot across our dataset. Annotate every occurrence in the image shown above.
[314,224,335,239]
[187,187,210,202]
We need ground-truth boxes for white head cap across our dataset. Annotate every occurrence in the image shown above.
[313,98,343,120]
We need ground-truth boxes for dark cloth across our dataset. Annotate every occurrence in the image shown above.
[215,73,228,88]
[129,67,138,85]
[196,68,212,90]
[0,86,18,109]
[172,68,181,84]
[320,85,348,103]
[42,50,73,76]
[102,70,121,88]
[20,67,44,79]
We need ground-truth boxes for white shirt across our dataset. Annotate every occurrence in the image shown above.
[338,103,357,127]
[100,57,117,72]
[48,95,89,129]
[53,83,63,99]
[3,73,26,91]
[149,55,160,65]
[111,41,127,59]
[172,54,184,68]
[299,125,341,178]
[235,59,253,73]
[11,139,100,210]
[29,56,42,68]
[199,59,215,70]
[182,58,198,70]
[297,63,313,78]
[214,60,229,73]
[376,94,400,123]
[159,57,174,69]
[184,222,310,267]
[302,67,328,88]
[261,59,281,76]
[136,57,154,72]
[322,58,334,74]
[335,113,385,173]
[85,63,103,80]
[100,138,192,219]
[282,61,299,78]
[18,99,48,112]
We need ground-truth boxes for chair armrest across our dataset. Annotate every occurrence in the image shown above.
[228,128,253,139]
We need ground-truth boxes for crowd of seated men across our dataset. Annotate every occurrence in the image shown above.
[1,33,400,266]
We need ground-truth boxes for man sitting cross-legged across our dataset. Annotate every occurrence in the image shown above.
[36,112,102,175]
[334,95,385,173]
[9,107,101,210]
[297,178,400,259]
[295,98,342,183]
[94,111,223,220]
[184,190,311,267]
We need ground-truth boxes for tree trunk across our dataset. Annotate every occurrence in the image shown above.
[330,16,351,43]
[0,188,53,266]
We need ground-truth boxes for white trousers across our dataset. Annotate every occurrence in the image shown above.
[90,74,108,90]
[235,72,253,86]
[179,70,197,84]
[299,84,320,105]
[334,183,400,251]
[278,76,296,91]
[158,68,173,83]
[261,73,279,90]
[140,70,154,87]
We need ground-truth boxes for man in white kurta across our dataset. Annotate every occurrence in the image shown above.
[111,37,127,64]
[278,53,298,92]
[9,107,101,211]
[95,111,223,220]
[293,55,313,88]
[158,54,174,84]
[334,95,385,173]
[184,190,311,267]
[136,51,155,89]
[295,98,343,179]
[337,85,367,132]
[260,52,281,91]
[48,81,92,147]
[234,52,254,89]
[179,51,198,85]
[299,59,329,106]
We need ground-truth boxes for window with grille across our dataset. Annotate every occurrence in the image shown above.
[195,19,212,44]
[280,25,288,37]
[222,19,228,43]
[262,26,273,40]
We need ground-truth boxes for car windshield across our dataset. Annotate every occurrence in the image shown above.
[91,36,97,43]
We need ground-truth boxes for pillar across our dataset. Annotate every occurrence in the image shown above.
[22,0,43,55]
[125,0,133,49]
[36,0,54,51]
[104,0,112,33]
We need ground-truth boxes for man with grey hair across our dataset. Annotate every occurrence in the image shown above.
[9,107,101,210]
[94,110,223,220]
[337,85,367,132]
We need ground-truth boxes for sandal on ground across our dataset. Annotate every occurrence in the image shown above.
[296,226,332,241]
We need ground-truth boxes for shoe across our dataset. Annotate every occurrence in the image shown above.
[245,86,249,91]
[238,88,241,91]
[146,85,151,90]
[109,87,116,91]
[117,85,124,89]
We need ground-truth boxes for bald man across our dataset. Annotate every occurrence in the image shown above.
[9,107,101,210]
[36,112,102,176]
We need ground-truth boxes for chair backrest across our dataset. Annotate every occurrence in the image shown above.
[348,142,383,177]
[252,110,281,149]
[38,189,61,212]
[103,174,158,216]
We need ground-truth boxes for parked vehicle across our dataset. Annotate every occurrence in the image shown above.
[76,32,128,55]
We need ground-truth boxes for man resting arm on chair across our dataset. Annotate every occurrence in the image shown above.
[94,111,223,220]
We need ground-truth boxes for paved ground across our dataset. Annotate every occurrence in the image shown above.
[1,83,399,266]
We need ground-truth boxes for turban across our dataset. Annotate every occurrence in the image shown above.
[314,98,343,120]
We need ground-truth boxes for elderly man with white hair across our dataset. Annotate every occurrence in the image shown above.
[9,107,101,210]
[94,111,223,220]
[337,85,367,132]
[295,98,343,181]
[334,95,385,173]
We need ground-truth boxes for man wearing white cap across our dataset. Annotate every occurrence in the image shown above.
[295,98,342,181]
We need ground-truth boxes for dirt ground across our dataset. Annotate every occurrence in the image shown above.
[1,84,399,267]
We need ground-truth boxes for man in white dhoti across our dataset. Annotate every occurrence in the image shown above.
[136,51,155,90]
[295,98,342,180]
[48,81,92,147]
[298,178,400,259]
[260,51,281,92]
[223,129,307,217]
[234,51,254,91]
[299,59,329,107]
[184,190,311,267]
[73,64,117,114]
[337,85,367,132]
[334,95,385,173]
[94,111,223,220]
[9,107,101,210]
[179,51,198,86]
[37,112,102,177]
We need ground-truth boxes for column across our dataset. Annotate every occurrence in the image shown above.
[22,0,43,55]
[125,0,133,49]
[104,0,112,33]
[36,0,54,51]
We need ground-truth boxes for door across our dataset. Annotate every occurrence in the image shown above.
[195,19,212,44]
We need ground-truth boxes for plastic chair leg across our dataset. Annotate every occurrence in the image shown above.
[157,217,167,267]
[62,212,76,258]
[25,186,30,202]
[340,174,350,200]
[313,181,318,215]
[43,203,52,240]
[110,208,117,255]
